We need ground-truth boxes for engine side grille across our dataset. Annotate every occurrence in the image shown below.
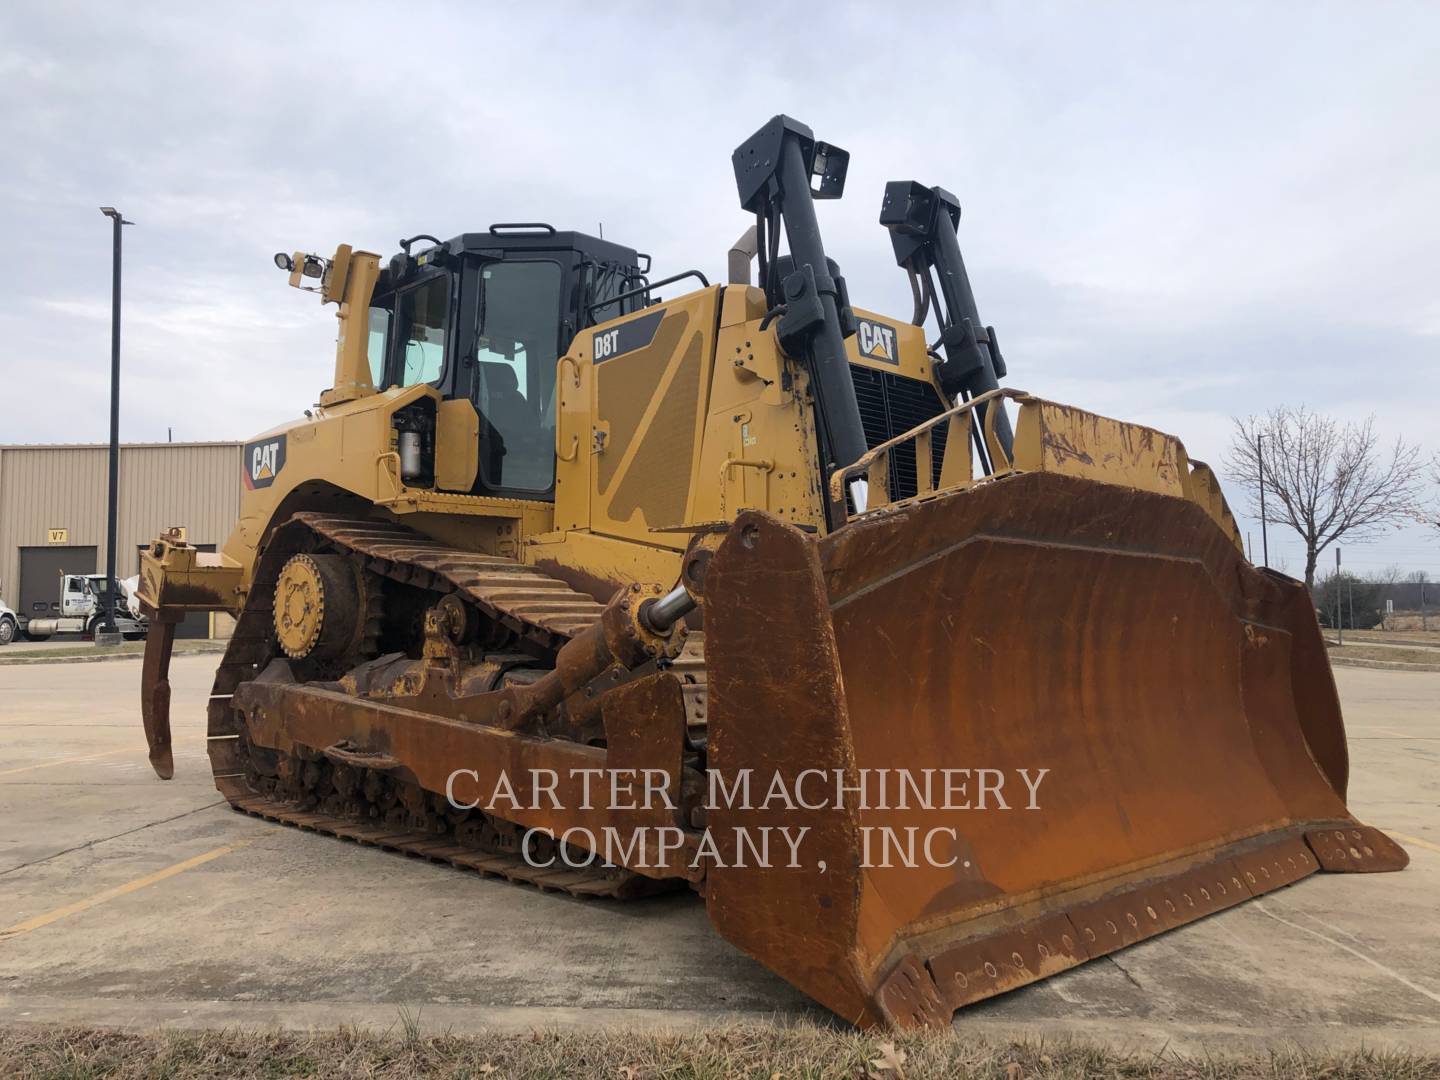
[848,365,950,501]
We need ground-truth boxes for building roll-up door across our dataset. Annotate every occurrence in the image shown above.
[19,546,98,625]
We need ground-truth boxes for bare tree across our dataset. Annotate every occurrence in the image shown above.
[1422,454,1440,533]
[1226,407,1421,589]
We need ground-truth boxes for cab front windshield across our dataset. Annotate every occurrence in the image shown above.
[473,260,562,492]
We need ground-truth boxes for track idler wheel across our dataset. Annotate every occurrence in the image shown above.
[274,553,361,661]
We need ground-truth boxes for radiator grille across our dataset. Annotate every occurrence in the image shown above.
[849,365,950,501]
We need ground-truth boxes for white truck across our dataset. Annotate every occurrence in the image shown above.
[0,594,17,646]
[20,573,148,641]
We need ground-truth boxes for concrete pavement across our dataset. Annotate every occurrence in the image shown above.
[0,656,1436,1053]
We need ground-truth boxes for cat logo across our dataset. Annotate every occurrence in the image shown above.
[243,435,287,490]
[856,318,899,365]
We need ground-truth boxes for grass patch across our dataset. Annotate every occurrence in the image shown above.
[1347,630,1440,648]
[0,640,224,664]
[1,1023,1437,1080]
[1326,644,1440,669]
[1335,629,1440,649]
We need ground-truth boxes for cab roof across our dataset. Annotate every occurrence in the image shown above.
[437,225,643,269]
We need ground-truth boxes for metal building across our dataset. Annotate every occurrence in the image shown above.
[0,441,241,638]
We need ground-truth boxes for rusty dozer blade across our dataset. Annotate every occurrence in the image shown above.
[700,471,1407,1029]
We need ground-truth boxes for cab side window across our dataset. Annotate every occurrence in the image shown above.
[396,275,450,387]
[366,306,390,388]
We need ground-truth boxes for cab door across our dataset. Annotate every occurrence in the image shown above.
[60,575,93,618]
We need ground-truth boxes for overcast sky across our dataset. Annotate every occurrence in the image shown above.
[2,2,1436,576]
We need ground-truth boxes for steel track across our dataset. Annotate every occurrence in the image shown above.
[205,511,698,901]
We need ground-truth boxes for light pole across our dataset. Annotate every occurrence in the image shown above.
[98,207,132,644]
[1335,547,1342,646]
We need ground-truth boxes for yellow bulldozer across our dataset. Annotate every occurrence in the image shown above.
[136,115,1405,1028]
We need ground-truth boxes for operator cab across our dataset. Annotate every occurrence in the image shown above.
[366,224,647,499]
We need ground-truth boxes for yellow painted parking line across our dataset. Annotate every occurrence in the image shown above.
[0,747,136,777]
[1388,831,1440,856]
[0,839,254,940]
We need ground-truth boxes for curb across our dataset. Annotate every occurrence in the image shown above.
[1328,656,1440,673]
[0,645,227,667]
